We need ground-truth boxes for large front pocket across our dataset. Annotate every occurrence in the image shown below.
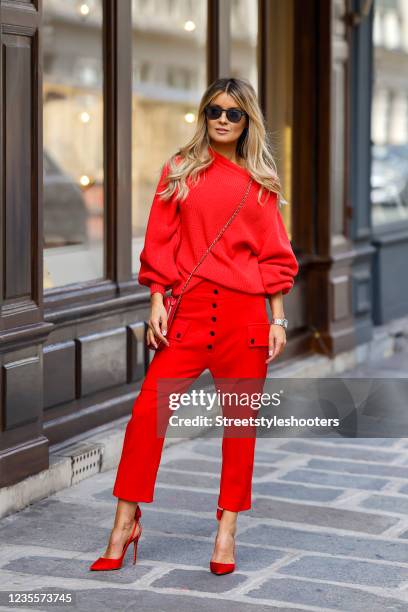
[247,323,270,347]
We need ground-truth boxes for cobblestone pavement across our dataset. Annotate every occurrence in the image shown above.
[0,352,408,611]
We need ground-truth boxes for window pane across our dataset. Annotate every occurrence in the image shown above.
[131,0,208,276]
[230,0,258,95]
[259,0,293,237]
[43,0,104,289]
[371,0,408,226]
[232,0,293,238]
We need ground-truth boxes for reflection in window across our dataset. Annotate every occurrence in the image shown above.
[131,0,207,276]
[43,0,104,289]
[230,0,258,95]
[371,0,408,226]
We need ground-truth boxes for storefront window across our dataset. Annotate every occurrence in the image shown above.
[371,0,408,226]
[230,0,258,95]
[131,0,208,275]
[260,0,293,238]
[232,1,294,238]
[43,0,104,289]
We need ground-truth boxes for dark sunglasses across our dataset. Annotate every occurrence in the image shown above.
[205,104,247,124]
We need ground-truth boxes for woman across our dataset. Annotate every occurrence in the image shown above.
[90,77,298,575]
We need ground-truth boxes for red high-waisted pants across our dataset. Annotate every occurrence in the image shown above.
[112,279,270,513]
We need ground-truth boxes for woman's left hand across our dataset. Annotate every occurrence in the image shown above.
[265,324,287,364]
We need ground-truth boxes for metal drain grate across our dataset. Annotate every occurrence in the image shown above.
[70,443,103,485]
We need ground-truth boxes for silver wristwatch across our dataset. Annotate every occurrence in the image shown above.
[271,318,288,329]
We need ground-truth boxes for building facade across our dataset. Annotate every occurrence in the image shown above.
[0,0,407,487]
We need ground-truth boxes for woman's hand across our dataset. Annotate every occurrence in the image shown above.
[147,293,170,349]
[265,323,286,364]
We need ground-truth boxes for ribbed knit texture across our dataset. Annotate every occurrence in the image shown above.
[138,147,299,298]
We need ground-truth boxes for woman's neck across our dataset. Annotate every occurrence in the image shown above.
[209,144,245,167]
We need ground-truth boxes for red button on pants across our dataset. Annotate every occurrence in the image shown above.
[113,279,270,513]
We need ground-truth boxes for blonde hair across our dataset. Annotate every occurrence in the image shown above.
[157,77,284,207]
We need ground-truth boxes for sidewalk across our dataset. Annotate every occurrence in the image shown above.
[0,349,407,611]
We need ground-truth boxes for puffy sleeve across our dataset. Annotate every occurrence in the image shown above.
[138,160,182,296]
[257,194,299,296]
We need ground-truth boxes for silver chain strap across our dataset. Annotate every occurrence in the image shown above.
[168,177,254,314]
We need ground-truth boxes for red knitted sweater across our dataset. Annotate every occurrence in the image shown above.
[138,147,299,298]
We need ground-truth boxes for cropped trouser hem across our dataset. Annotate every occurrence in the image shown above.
[112,493,154,503]
[111,495,252,513]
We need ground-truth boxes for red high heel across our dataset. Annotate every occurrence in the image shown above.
[210,507,236,575]
[89,505,143,571]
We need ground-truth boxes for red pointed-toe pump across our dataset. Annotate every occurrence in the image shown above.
[89,505,143,571]
[209,507,236,575]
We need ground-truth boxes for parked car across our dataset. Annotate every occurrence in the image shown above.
[371,144,408,224]
[43,150,89,247]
